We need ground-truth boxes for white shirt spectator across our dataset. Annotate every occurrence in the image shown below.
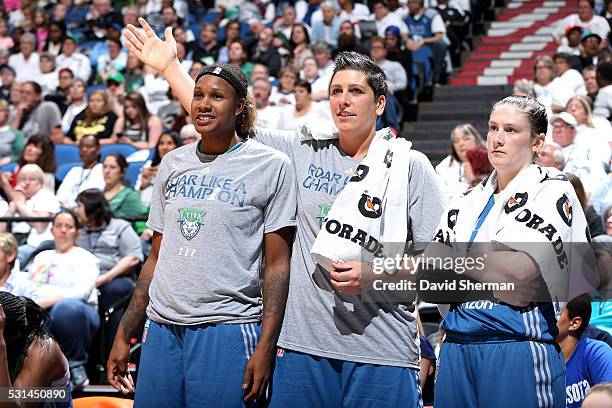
[534,78,574,111]
[373,13,410,37]
[56,52,92,81]
[12,188,60,247]
[557,69,587,96]
[553,14,610,43]
[96,51,127,79]
[40,71,59,95]
[575,124,611,168]
[378,58,408,92]
[55,163,105,210]
[435,155,469,197]
[593,84,612,120]
[338,3,371,22]
[255,105,281,129]
[8,52,41,82]
[276,102,333,131]
[269,88,296,106]
[426,0,471,15]
[140,73,170,115]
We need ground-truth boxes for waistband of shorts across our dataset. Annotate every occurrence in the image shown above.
[444,332,556,344]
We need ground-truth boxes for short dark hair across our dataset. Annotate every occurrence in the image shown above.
[76,189,112,226]
[566,293,592,338]
[597,62,612,84]
[53,209,80,229]
[579,0,595,9]
[104,152,128,174]
[492,95,548,138]
[23,81,42,95]
[553,52,572,63]
[295,79,312,93]
[330,51,388,99]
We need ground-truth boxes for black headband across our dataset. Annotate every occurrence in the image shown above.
[196,65,248,100]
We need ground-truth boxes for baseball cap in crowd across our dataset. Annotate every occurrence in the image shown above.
[107,72,125,85]
[58,67,74,77]
[565,25,582,36]
[0,64,16,76]
[108,23,123,32]
[549,111,577,127]
[581,29,602,42]
[385,25,401,38]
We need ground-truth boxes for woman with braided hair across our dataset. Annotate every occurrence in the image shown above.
[0,291,71,406]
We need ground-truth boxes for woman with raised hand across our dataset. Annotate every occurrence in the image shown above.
[123,18,445,407]
[110,22,297,407]
[420,96,590,407]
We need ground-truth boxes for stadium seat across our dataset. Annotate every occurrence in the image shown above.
[0,162,17,173]
[55,144,81,166]
[100,144,139,161]
[73,396,133,408]
[55,161,84,183]
[125,161,146,188]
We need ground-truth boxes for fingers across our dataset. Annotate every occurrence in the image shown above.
[123,34,144,60]
[164,26,176,45]
[331,261,352,272]
[330,270,353,282]
[242,363,253,393]
[125,24,147,48]
[244,374,264,401]
[138,17,156,38]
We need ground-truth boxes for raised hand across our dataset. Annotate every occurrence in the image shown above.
[124,18,177,74]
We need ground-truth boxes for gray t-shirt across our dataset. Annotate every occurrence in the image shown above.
[254,128,446,369]
[146,139,297,325]
[76,218,144,275]
[21,101,62,139]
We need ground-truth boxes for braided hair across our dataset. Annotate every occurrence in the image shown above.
[0,292,49,382]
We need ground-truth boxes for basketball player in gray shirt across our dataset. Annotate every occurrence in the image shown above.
[124,18,446,406]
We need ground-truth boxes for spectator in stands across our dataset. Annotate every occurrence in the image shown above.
[116,92,163,150]
[435,0,469,67]
[385,25,414,93]
[0,64,15,102]
[565,96,611,167]
[141,65,171,115]
[250,64,270,84]
[0,291,71,403]
[0,19,14,51]
[44,21,66,57]
[56,136,105,210]
[11,81,62,142]
[554,52,587,96]
[38,53,58,95]
[0,233,35,296]
[338,0,373,22]
[276,79,332,131]
[251,27,282,78]
[312,42,335,78]
[568,173,606,236]
[406,0,448,85]
[102,153,143,219]
[512,78,535,97]
[44,67,74,116]
[1,136,56,197]
[593,62,612,120]
[270,65,299,106]
[274,5,298,41]
[253,78,280,129]
[25,210,100,390]
[551,111,607,195]
[0,100,24,166]
[227,40,254,84]
[67,90,119,145]
[557,294,612,408]
[435,123,484,195]
[8,33,41,83]
[135,131,181,207]
[533,55,573,113]
[576,30,606,70]
[372,0,409,39]
[60,79,87,136]
[75,188,142,359]
[464,146,493,187]
[557,25,583,56]
[218,19,242,64]
[302,57,331,101]
[55,35,92,82]
[537,142,565,170]
[96,39,127,84]
[583,65,600,101]
[124,53,145,94]
[334,20,370,57]
[290,23,314,70]
[191,24,219,65]
[33,9,50,52]
[179,123,198,145]
[188,61,205,80]
[553,0,610,51]
[311,1,341,47]
[2,164,60,265]
[85,0,122,42]
[369,36,408,95]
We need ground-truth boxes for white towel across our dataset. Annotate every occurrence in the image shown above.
[307,127,412,273]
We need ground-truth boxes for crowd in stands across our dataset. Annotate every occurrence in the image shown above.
[0,0,609,401]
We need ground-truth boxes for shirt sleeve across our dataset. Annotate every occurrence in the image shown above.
[117,221,145,262]
[251,127,299,159]
[431,13,446,34]
[264,153,297,233]
[586,340,612,385]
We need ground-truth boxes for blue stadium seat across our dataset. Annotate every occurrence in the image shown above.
[0,163,17,173]
[55,144,81,166]
[126,161,146,188]
[55,161,83,183]
[100,144,139,161]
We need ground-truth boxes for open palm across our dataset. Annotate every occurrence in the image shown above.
[124,17,177,73]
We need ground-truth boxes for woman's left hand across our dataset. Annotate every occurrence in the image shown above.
[96,273,112,288]
[13,189,25,206]
[330,261,374,296]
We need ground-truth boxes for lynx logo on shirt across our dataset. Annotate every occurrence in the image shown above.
[177,208,206,240]
[316,204,332,227]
